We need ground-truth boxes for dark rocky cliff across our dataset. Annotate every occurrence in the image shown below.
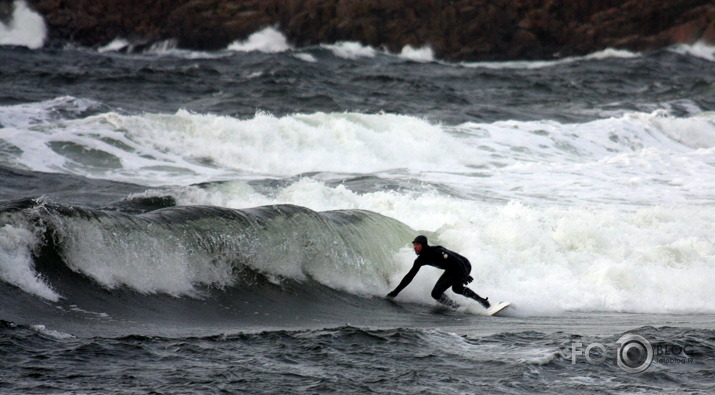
[27,0,715,60]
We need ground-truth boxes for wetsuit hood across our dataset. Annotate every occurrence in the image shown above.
[412,235,428,246]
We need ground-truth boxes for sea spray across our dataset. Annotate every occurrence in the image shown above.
[228,27,292,53]
[0,0,45,49]
[0,210,59,301]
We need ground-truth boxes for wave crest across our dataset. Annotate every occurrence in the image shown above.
[0,200,414,299]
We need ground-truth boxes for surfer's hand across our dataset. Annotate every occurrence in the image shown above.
[463,275,473,285]
[386,291,398,298]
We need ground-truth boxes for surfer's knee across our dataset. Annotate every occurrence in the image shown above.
[451,283,465,295]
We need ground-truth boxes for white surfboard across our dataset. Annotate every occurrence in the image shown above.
[486,301,511,316]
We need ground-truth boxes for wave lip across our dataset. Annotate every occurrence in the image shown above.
[0,220,59,301]
[0,1,45,49]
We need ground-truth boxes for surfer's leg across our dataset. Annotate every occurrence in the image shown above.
[431,272,460,308]
[459,287,490,309]
[436,294,460,309]
[430,272,452,299]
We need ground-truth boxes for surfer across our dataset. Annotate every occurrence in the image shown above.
[386,235,490,309]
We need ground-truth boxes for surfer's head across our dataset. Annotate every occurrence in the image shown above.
[412,235,428,254]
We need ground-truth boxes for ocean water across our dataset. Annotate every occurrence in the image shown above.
[2,4,715,394]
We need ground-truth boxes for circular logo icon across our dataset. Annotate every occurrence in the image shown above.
[616,334,653,373]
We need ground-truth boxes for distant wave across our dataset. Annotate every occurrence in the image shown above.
[399,45,434,62]
[227,27,292,53]
[321,41,377,59]
[223,26,435,62]
[320,40,434,62]
[3,98,714,185]
[95,27,294,58]
[669,40,715,63]
[98,38,179,54]
[460,48,640,70]
[11,13,712,70]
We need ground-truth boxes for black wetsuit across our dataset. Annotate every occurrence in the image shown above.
[388,245,489,308]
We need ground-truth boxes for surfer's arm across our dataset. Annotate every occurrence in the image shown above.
[387,263,421,297]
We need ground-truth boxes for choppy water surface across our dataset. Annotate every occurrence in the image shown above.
[2,10,715,394]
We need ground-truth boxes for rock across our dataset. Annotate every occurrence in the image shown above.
[704,21,715,44]
[25,0,715,60]
[0,0,14,25]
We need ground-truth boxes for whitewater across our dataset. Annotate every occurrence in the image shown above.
[3,99,714,315]
[1,3,715,393]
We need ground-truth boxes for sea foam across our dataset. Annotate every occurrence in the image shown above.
[0,221,59,302]
[3,100,715,204]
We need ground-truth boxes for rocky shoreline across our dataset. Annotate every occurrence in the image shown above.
[25,0,715,60]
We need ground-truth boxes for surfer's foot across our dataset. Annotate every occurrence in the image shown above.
[463,288,490,309]
[477,296,490,309]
